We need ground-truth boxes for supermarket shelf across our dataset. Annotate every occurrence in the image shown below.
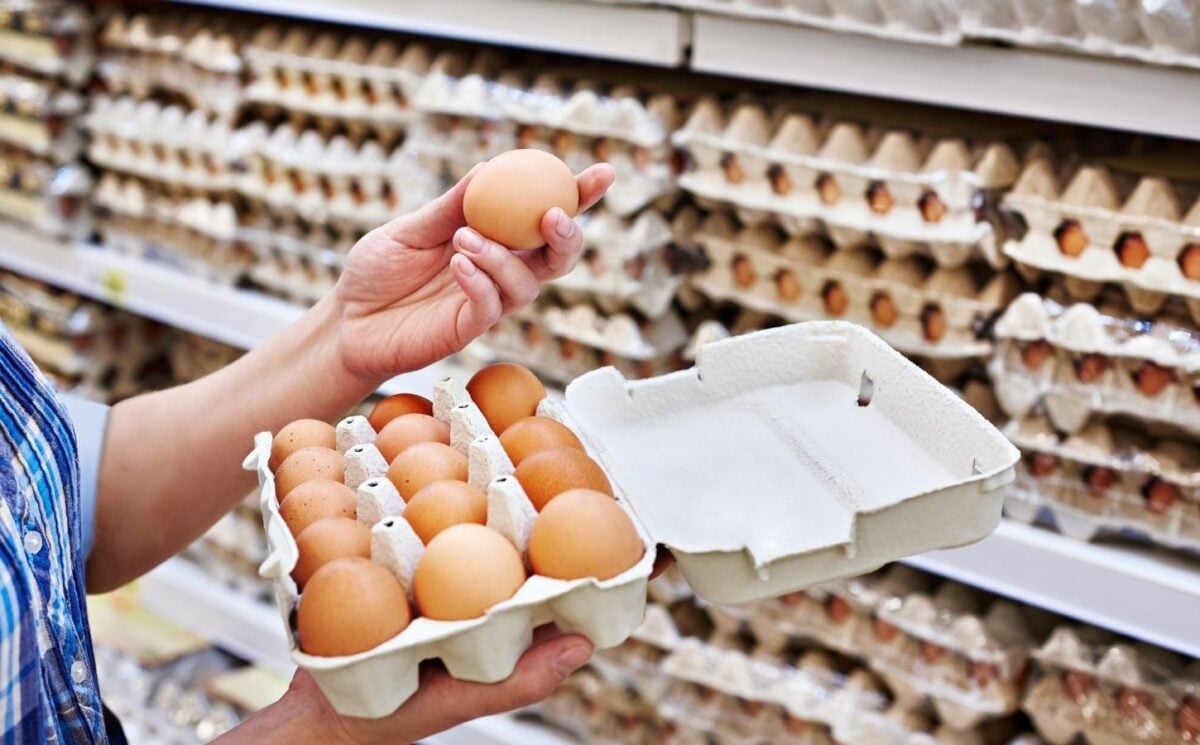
[905,519,1200,659]
[176,0,688,66]
[691,14,1200,141]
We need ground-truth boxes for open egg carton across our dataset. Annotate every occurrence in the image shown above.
[236,122,439,232]
[673,100,1033,268]
[1001,160,1200,323]
[0,0,93,85]
[97,10,243,119]
[990,293,1200,436]
[0,144,90,238]
[960,0,1200,71]
[85,96,244,192]
[1023,625,1200,745]
[691,212,1017,360]
[0,72,83,161]
[1003,414,1200,552]
[93,173,246,284]
[242,26,432,136]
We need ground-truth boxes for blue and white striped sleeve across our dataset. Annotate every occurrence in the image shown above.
[0,541,44,742]
[59,395,109,560]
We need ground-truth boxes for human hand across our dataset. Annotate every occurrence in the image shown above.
[332,163,614,385]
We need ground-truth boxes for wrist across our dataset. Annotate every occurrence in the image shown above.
[306,291,382,400]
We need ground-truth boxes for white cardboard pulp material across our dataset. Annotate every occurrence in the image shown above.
[248,321,1018,717]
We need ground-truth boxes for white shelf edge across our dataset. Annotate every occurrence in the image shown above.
[904,518,1200,659]
[176,0,688,66]
[692,14,1200,142]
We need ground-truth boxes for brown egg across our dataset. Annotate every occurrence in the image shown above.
[516,447,613,512]
[825,595,851,624]
[921,304,947,343]
[920,640,946,664]
[279,479,357,536]
[413,524,526,620]
[463,149,579,250]
[775,269,801,302]
[1144,478,1179,513]
[387,442,468,501]
[1133,360,1174,397]
[919,191,946,224]
[969,662,999,688]
[1074,353,1109,383]
[466,362,546,435]
[866,181,893,215]
[1029,452,1059,478]
[292,516,371,587]
[270,419,336,471]
[1055,219,1088,257]
[375,414,451,463]
[1084,466,1116,498]
[1117,687,1151,719]
[822,282,848,316]
[275,447,345,501]
[297,557,411,657]
[1116,231,1150,268]
[1021,340,1054,371]
[367,393,433,432]
[404,480,487,544]
[499,416,585,466]
[870,293,898,327]
[731,254,756,288]
[529,488,643,581]
[1180,244,1200,280]
[1178,697,1200,739]
[768,164,791,196]
[1062,670,1093,702]
[720,152,744,184]
[815,173,840,205]
[873,616,899,642]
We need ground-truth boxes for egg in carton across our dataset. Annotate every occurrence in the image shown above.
[1025,625,1197,745]
[0,73,84,161]
[674,101,1022,267]
[1002,161,1200,324]
[692,213,1015,359]
[0,149,91,238]
[0,0,94,85]
[1003,414,1200,550]
[960,0,1200,72]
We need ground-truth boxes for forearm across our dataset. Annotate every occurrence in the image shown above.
[87,294,378,592]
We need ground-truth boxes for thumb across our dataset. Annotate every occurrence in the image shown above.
[380,163,484,248]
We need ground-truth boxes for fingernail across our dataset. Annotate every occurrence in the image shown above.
[454,254,477,276]
[458,229,486,254]
[552,643,592,678]
[554,209,574,239]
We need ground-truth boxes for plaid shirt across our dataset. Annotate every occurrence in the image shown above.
[0,322,105,744]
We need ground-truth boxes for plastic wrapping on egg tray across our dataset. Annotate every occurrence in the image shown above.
[1023,625,1200,745]
[241,26,432,137]
[672,100,1035,269]
[0,145,91,238]
[0,73,83,161]
[0,1,93,84]
[1001,160,1200,324]
[1003,414,1200,551]
[96,11,242,119]
[408,51,679,216]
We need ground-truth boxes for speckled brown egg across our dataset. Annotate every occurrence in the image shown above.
[528,488,643,581]
[463,149,578,250]
[499,416,584,467]
[270,419,336,471]
[466,362,546,435]
[387,442,468,501]
[375,414,450,463]
[367,393,433,432]
[275,447,344,501]
[413,524,526,620]
[279,479,356,536]
[292,516,371,587]
[404,480,487,545]
[297,557,411,657]
[515,447,612,512]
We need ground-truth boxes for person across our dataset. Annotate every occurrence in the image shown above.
[1,163,615,744]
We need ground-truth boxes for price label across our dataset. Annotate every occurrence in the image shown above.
[98,268,127,307]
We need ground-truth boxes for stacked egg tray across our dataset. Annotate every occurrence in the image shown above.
[0,144,90,237]
[672,100,1031,269]
[96,10,243,119]
[1001,161,1200,323]
[0,1,93,85]
[0,72,83,162]
[1023,626,1200,745]
[186,493,274,604]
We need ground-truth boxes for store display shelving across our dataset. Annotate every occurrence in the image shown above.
[690,14,1200,142]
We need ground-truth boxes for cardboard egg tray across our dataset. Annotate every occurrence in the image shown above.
[673,100,1026,268]
[1023,625,1200,745]
[252,321,1016,716]
[239,217,345,307]
[1003,415,1200,552]
[241,27,430,132]
[1001,161,1200,321]
[692,214,1016,359]
[989,294,1200,436]
[0,1,93,85]
[0,72,83,161]
[0,152,91,239]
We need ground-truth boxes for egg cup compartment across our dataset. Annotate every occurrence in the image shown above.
[990,294,1200,436]
[1024,626,1200,745]
[693,217,1013,359]
[0,2,93,84]
[240,216,346,306]
[1003,415,1200,552]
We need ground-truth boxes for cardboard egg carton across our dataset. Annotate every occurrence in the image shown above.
[1001,161,1200,321]
[0,72,83,161]
[0,1,93,84]
[253,321,1016,716]
[241,27,431,132]
[237,123,438,231]
[692,213,1015,359]
[1024,625,1200,745]
[239,213,347,306]
[989,293,1200,435]
[1003,414,1200,551]
[674,100,1027,267]
[961,0,1200,71]
[0,148,91,238]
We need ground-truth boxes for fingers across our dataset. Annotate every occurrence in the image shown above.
[576,163,615,212]
[381,163,484,248]
[516,163,614,280]
[453,228,541,313]
[450,254,503,343]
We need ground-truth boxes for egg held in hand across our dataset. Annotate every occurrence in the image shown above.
[367,393,434,432]
[375,413,450,463]
[499,416,585,466]
[387,441,468,501]
[292,516,371,587]
[404,480,487,544]
[529,488,644,581]
[413,524,526,621]
[466,362,546,435]
[515,446,613,511]
[275,446,345,501]
[279,479,357,536]
[463,149,579,250]
[298,558,412,657]
[270,419,336,471]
